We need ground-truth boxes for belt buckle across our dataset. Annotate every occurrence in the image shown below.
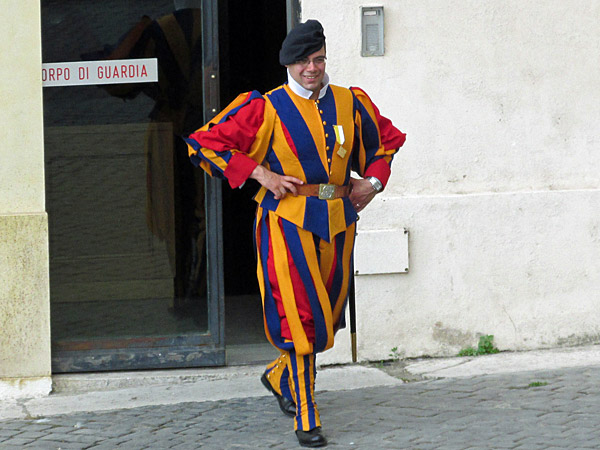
[318,183,336,200]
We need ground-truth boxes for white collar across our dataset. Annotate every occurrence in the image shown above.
[286,69,330,100]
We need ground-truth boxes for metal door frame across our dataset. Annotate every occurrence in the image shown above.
[286,0,301,32]
[50,0,225,373]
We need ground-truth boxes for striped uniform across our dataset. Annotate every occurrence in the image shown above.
[185,82,405,430]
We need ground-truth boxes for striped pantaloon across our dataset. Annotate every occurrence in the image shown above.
[256,207,356,431]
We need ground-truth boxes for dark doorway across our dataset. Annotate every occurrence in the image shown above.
[218,0,288,364]
[42,0,289,372]
[43,0,223,372]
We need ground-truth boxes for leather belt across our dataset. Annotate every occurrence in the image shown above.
[295,183,351,200]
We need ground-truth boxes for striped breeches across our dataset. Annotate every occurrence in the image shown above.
[265,351,320,431]
[255,207,356,356]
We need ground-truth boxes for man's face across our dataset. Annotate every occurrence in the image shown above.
[286,46,326,97]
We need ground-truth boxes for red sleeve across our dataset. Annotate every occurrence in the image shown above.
[351,87,406,189]
[364,159,392,187]
[371,99,407,151]
[188,96,265,153]
[224,153,258,188]
[187,97,265,188]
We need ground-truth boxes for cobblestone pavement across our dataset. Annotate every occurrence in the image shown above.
[2,365,599,449]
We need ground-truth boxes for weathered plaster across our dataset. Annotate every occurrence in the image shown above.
[0,1,45,213]
[0,214,51,379]
[0,377,52,401]
[303,1,600,197]
[0,2,51,398]
[321,188,600,365]
[306,1,600,364]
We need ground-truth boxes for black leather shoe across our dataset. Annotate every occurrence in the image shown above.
[296,427,327,448]
[260,373,296,417]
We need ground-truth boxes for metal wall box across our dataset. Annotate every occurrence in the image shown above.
[354,229,409,275]
[361,6,384,57]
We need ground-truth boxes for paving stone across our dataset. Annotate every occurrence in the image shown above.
[3,365,600,449]
[1,437,36,446]
[0,428,21,438]
[10,431,52,441]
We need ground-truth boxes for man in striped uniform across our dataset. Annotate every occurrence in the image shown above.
[185,19,406,448]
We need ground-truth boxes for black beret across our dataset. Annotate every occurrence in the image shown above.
[279,19,326,66]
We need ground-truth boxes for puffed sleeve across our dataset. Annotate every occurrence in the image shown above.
[184,90,274,189]
[350,87,406,188]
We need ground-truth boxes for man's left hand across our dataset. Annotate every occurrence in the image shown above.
[349,177,378,213]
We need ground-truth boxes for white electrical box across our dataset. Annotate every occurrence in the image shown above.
[354,229,409,275]
[361,6,384,57]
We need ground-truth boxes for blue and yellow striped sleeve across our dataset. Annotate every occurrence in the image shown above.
[350,86,406,188]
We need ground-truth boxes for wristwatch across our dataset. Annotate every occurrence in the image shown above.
[367,176,383,193]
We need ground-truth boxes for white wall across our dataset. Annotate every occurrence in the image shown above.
[0,2,46,213]
[0,1,52,398]
[302,1,600,363]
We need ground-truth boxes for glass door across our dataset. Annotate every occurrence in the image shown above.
[42,0,224,372]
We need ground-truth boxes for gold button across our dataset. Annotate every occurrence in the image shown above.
[326,146,330,151]
[325,133,329,138]
[327,158,331,163]
[319,109,324,114]
[322,121,327,125]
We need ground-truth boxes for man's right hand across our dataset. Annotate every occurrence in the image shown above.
[250,165,304,200]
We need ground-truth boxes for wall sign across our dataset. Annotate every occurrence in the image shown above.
[354,228,409,275]
[42,58,158,87]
